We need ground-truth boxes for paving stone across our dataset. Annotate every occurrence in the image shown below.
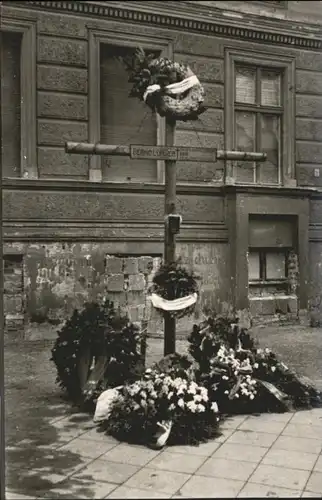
[226,430,278,448]
[102,443,161,467]
[107,485,171,498]
[124,467,190,495]
[302,490,322,498]
[41,478,117,499]
[57,437,118,459]
[166,440,221,457]
[237,482,302,498]
[73,458,139,484]
[197,457,257,481]
[238,418,286,435]
[283,423,322,440]
[78,428,119,444]
[290,410,322,427]
[212,442,267,463]
[212,427,234,443]
[31,455,92,477]
[221,415,248,429]
[306,472,322,494]
[262,447,318,471]
[314,455,322,473]
[272,435,322,454]
[178,474,244,498]
[245,412,294,424]
[249,464,310,491]
[147,450,206,474]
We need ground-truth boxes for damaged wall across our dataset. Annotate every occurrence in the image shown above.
[4,242,230,341]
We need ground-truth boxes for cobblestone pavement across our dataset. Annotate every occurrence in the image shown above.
[4,326,322,498]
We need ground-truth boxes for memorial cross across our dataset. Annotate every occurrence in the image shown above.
[66,119,266,356]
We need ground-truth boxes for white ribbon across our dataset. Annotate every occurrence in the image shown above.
[149,292,198,311]
[143,75,200,102]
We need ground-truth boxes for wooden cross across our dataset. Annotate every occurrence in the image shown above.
[66,119,266,357]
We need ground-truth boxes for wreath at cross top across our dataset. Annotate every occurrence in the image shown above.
[120,47,207,122]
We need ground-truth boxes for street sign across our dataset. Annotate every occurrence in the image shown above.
[130,145,217,162]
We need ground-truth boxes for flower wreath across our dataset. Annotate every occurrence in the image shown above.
[51,300,144,406]
[149,260,199,319]
[121,47,206,121]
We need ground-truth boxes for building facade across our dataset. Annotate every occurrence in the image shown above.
[2,0,322,340]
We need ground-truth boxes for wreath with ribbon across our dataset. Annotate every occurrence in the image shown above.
[51,300,145,407]
[149,260,200,319]
[121,47,206,121]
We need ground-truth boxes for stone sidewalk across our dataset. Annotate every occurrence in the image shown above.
[6,406,322,499]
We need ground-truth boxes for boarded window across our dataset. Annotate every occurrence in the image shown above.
[234,64,282,185]
[1,32,22,178]
[100,44,158,182]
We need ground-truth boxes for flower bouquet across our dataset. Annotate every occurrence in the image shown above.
[98,367,220,447]
[121,47,206,121]
[188,315,322,414]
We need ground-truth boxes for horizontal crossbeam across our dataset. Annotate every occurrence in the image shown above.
[65,142,267,162]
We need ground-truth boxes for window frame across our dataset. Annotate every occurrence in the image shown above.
[248,248,289,286]
[88,29,173,183]
[1,17,37,179]
[225,48,295,187]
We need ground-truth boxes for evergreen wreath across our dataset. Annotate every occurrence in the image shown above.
[150,260,199,319]
[51,300,145,407]
[121,47,206,121]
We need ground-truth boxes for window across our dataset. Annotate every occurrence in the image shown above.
[235,66,282,184]
[1,32,22,178]
[248,249,288,283]
[100,45,158,182]
[225,49,295,186]
[1,19,37,179]
[89,30,171,183]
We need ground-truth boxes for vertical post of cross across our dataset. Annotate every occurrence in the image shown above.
[164,117,177,356]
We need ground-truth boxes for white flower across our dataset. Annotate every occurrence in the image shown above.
[167,391,174,400]
[234,393,240,399]
[202,394,209,402]
[249,394,255,400]
[177,399,185,409]
[271,366,276,372]
[133,403,140,410]
[141,399,147,408]
[211,402,219,413]
[265,348,271,354]
[222,375,229,381]
[140,391,147,399]
[169,403,175,411]
[188,387,197,395]
[194,394,202,403]
[187,401,197,413]
[224,390,229,395]
[254,363,259,369]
